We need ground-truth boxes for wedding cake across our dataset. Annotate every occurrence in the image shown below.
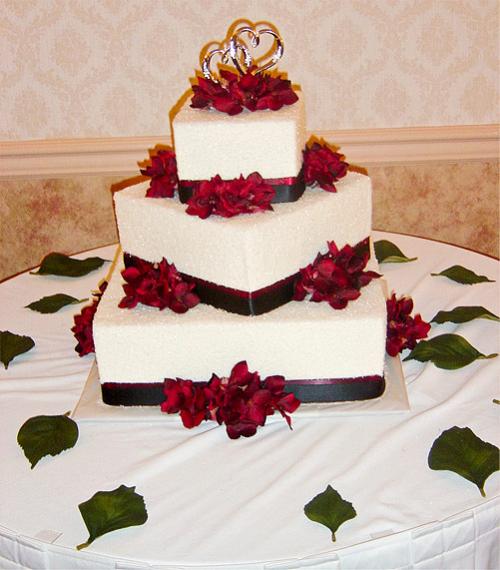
[92,23,387,410]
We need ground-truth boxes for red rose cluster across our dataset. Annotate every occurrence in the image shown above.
[72,281,108,356]
[303,142,349,192]
[161,361,300,439]
[140,149,179,198]
[186,172,275,219]
[386,293,431,356]
[119,254,199,313]
[191,69,298,115]
[294,238,380,310]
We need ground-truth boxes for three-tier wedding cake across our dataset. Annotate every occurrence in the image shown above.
[92,23,387,410]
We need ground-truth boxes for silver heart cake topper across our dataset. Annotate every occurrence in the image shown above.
[202,24,284,83]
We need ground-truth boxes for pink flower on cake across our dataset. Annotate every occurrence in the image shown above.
[303,142,349,192]
[386,293,431,356]
[294,238,380,310]
[119,254,199,313]
[72,281,108,356]
[191,69,298,115]
[140,149,179,198]
[161,361,300,439]
[186,173,275,219]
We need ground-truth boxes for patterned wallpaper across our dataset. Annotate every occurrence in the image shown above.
[1,0,498,141]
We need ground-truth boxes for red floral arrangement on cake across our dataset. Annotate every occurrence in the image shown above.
[140,149,179,198]
[72,281,108,356]
[191,69,298,116]
[119,254,199,313]
[303,142,349,192]
[386,293,431,356]
[161,360,300,439]
[294,238,380,310]
[186,172,275,219]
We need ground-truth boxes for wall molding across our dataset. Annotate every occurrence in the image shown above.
[0,124,498,178]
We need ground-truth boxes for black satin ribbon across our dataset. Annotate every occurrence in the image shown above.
[181,272,298,316]
[178,176,306,204]
[101,376,385,406]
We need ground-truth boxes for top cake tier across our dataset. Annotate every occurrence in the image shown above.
[172,92,306,181]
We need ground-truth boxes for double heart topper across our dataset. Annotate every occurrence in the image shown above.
[202,23,284,83]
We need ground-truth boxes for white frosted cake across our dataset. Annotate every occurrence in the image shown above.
[173,94,305,181]
[92,23,388,407]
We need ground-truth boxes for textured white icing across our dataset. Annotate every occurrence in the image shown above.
[173,94,306,180]
[114,172,372,291]
[93,260,387,383]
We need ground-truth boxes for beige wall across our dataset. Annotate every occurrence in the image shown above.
[1,0,498,140]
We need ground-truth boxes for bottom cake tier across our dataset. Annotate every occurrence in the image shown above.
[93,258,387,405]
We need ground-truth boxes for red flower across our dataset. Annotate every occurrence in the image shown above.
[386,293,431,356]
[303,142,349,192]
[294,238,380,310]
[190,70,298,115]
[161,361,301,439]
[72,281,108,356]
[186,173,275,219]
[119,254,199,313]
[141,149,178,198]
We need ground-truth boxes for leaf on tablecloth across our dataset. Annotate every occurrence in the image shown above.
[77,485,148,550]
[26,293,88,314]
[431,265,494,285]
[0,330,35,369]
[31,253,108,277]
[374,239,417,263]
[304,485,356,542]
[431,305,499,324]
[428,426,499,497]
[403,334,497,369]
[17,412,78,469]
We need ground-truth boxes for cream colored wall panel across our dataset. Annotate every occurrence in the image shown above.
[0,0,498,140]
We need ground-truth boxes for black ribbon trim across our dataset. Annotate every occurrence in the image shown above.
[182,272,298,316]
[101,376,385,406]
[178,177,306,205]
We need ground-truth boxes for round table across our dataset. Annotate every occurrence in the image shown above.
[1,232,498,570]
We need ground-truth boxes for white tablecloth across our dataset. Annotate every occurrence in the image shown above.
[0,232,498,570]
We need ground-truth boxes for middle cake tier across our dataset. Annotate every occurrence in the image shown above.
[114,171,372,296]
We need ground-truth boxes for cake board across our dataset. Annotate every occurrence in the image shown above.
[72,354,410,423]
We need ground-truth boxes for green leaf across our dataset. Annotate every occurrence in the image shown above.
[31,253,108,277]
[493,399,500,405]
[431,265,495,285]
[0,330,35,369]
[428,426,499,497]
[304,485,356,542]
[25,293,88,314]
[404,334,497,369]
[374,239,417,263]
[431,305,499,324]
[17,412,78,469]
[77,485,148,550]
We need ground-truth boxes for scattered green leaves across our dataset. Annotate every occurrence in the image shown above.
[77,485,148,550]
[25,293,88,314]
[431,265,494,285]
[31,253,108,277]
[304,485,356,542]
[374,239,417,263]
[404,334,497,369]
[0,330,35,369]
[431,306,499,324]
[17,412,78,469]
[428,426,499,497]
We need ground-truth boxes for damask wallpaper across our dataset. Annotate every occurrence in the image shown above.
[1,0,498,140]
